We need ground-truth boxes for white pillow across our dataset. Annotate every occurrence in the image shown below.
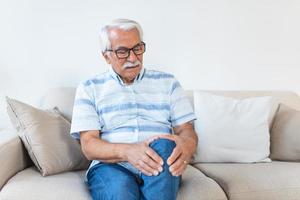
[193,91,273,163]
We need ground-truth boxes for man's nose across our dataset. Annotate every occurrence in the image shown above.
[127,49,138,62]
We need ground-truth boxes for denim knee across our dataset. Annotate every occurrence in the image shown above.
[141,139,180,200]
[149,138,176,161]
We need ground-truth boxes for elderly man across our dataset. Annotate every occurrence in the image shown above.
[70,19,198,200]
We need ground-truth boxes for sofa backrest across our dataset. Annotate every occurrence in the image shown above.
[42,87,76,122]
[41,87,300,122]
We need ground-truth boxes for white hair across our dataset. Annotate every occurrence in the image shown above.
[99,19,143,53]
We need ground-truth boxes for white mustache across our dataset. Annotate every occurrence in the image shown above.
[122,61,141,69]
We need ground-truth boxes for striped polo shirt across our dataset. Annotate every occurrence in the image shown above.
[70,67,197,174]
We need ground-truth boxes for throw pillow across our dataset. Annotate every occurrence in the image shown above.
[6,97,90,176]
[193,91,273,163]
[270,103,300,161]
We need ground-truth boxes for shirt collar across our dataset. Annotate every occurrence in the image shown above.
[109,66,145,86]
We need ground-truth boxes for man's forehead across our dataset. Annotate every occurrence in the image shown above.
[108,28,141,48]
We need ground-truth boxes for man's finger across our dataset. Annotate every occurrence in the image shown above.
[167,146,181,165]
[145,148,164,166]
[171,162,187,177]
[135,161,152,176]
[145,135,160,145]
[157,134,176,141]
[142,154,163,172]
[169,155,186,173]
[137,159,156,176]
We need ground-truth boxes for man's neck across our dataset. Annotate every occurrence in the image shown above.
[121,77,135,85]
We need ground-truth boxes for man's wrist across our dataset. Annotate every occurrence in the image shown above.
[117,143,130,161]
[179,135,198,154]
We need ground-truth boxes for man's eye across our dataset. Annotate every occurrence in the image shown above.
[116,49,128,54]
[133,46,142,51]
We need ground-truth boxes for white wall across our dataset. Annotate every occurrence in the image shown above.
[1,0,300,128]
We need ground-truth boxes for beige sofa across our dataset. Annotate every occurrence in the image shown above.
[1,88,300,200]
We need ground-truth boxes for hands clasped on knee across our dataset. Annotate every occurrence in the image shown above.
[123,134,196,177]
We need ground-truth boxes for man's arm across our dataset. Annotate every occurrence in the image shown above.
[157,122,198,176]
[80,130,164,176]
[80,130,127,162]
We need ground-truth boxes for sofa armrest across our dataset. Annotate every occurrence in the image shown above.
[0,129,32,189]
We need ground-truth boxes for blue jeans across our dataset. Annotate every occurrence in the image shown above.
[87,138,181,200]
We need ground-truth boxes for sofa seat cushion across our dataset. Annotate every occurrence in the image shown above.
[178,165,227,200]
[0,165,227,200]
[194,161,300,200]
[0,167,91,200]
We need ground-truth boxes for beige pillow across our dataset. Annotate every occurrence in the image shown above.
[270,104,300,161]
[6,97,90,176]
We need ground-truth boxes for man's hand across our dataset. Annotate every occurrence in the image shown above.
[124,136,164,176]
[157,134,196,176]
[157,128,197,176]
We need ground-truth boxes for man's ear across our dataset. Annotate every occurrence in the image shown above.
[102,52,111,64]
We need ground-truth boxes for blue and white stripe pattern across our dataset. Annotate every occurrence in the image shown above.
[70,67,197,173]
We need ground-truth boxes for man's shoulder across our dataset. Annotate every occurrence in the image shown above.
[79,71,111,87]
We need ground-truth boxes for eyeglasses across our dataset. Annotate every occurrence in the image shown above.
[106,42,146,59]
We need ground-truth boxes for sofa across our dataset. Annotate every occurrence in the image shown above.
[1,87,300,200]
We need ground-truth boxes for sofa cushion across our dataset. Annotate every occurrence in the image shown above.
[194,161,300,200]
[177,165,227,200]
[186,90,300,127]
[6,97,90,176]
[193,91,273,163]
[0,165,227,200]
[0,167,91,200]
[270,104,300,161]
[189,90,300,109]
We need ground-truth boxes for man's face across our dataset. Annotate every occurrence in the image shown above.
[103,28,143,84]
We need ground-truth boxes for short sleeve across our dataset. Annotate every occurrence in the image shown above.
[170,78,197,127]
[70,82,102,139]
